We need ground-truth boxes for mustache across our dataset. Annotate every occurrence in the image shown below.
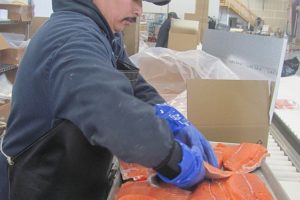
[122,17,137,23]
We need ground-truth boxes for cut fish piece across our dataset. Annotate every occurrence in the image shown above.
[204,162,234,179]
[119,161,154,181]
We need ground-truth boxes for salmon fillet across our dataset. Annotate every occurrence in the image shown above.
[119,161,154,181]
[222,143,268,173]
[115,181,191,200]
[189,180,232,200]
[204,162,234,179]
[116,143,272,200]
[189,174,274,200]
[213,143,241,165]
[116,174,274,200]
[226,174,274,200]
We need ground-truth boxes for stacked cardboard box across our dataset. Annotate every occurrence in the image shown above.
[28,16,48,38]
[0,33,25,65]
[184,0,208,42]
[168,19,199,51]
[0,3,33,22]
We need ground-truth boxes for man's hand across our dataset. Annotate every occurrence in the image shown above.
[155,104,218,168]
[157,140,206,189]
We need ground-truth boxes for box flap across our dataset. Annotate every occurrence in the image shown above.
[0,34,10,50]
[187,79,270,146]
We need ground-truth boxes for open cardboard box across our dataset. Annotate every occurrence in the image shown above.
[187,79,270,146]
[186,30,287,147]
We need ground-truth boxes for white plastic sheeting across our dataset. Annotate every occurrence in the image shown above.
[130,47,239,116]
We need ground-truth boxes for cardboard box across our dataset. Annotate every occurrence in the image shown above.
[187,79,270,146]
[168,32,199,51]
[0,47,25,64]
[0,4,33,21]
[0,102,10,123]
[123,20,139,56]
[0,23,29,38]
[184,15,208,42]
[186,30,287,147]
[0,33,10,50]
[0,102,9,136]
[0,33,25,64]
[184,13,208,23]
[202,30,287,123]
[168,19,199,51]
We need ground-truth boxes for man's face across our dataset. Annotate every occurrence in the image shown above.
[93,0,142,33]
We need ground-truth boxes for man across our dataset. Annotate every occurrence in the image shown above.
[0,0,217,199]
[156,12,179,48]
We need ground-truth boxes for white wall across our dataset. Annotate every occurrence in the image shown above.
[33,0,219,19]
[33,0,52,17]
[143,0,219,19]
[209,0,219,19]
[137,1,195,19]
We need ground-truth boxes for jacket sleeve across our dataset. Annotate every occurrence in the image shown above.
[133,74,165,105]
[48,30,173,168]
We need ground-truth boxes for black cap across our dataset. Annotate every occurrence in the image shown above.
[143,0,171,6]
[168,12,179,19]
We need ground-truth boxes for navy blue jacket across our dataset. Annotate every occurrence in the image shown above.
[0,0,176,199]
[156,18,171,48]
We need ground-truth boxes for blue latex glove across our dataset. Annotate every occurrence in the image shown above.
[158,140,205,188]
[155,104,218,168]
